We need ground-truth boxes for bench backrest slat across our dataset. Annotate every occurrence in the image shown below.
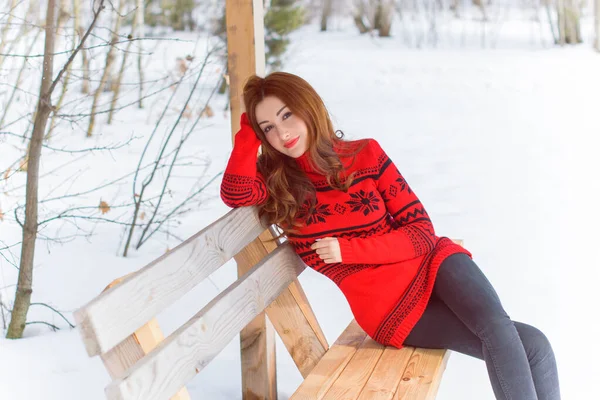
[104,243,305,400]
[74,206,266,357]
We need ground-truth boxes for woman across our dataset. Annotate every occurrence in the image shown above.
[220,72,560,400]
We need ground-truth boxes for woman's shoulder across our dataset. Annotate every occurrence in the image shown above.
[335,137,380,153]
[335,138,387,172]
[338,137,386,158]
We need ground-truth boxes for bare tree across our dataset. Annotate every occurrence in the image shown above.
[108,5,139,124]
[557,0,581,44]
[595,0,600,51]
[122,49,223,256]
[352,0,394,37]
[75,1,90,94]
[0,0,19,65]
[321,0,334,31]
[56,0,70,33]
[0,31,42,129]
[87,0,125,137]
[376,0,394,37]
[353,0,370,33]
[0,1,37,72]
[136,0,145,108]
[48,0,77,140]
[6,0,106,339]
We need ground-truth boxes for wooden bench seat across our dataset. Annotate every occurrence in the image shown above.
[291,320,449,400]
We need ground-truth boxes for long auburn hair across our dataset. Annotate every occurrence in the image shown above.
[243,72,367,237]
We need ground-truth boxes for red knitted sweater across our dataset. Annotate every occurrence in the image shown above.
[220,137,472,348]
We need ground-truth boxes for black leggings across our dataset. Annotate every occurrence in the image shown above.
[403,253,560,400]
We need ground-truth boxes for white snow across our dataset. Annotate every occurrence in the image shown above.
[1,13,599,400]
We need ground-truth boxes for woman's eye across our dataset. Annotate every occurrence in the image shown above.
[283,111,292,120]
[264,125,273,134]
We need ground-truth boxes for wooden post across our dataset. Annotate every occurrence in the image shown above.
[226,0,266,135]
[225,2,329,399]
[225,2,276,399]
[595,0,600,51]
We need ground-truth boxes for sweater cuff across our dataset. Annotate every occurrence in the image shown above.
[338,238,356,264]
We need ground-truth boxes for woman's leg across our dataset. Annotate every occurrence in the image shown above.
[404,294,561,400]
[423,253,560,400]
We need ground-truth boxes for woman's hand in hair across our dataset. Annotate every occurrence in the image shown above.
[310,237,342,264]
[233,112,261,152]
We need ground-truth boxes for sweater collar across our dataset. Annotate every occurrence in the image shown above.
[294,150,313,172]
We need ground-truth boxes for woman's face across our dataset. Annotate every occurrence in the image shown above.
[254,96,309,158]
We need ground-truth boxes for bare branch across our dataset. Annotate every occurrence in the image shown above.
[30,302,74,328]
[42,136,138,154]
[0,130,138,154]
[139,171,224,247]
[25,320,61,331]
[39,214,141,226]
[0,249,18,269]
[0,37,193,59]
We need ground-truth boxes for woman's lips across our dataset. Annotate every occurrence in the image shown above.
[284,137,300,148]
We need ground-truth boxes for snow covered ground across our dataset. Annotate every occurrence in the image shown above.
[1,14,599,400]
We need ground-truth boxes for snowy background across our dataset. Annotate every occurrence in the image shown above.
[1,8,600,400]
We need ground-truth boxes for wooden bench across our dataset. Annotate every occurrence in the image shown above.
[74,206,459,400]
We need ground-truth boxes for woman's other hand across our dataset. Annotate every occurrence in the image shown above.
[310,237,342,263]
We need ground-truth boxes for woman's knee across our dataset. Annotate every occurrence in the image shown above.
[474,315,519,348]
[514,322,555,364]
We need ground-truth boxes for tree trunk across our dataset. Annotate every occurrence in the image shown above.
[320,0,333,31]
[353,2,370,34]
[595,0,600,51]
[557,0,582,45]
[6,0,57,339]
[136,0,145,108]
[377,0,394,37]
[48,0,75,140]
[472,0,489,21]
[86,0,124,137]
[78,16,90,94]
[75,33,90,94]
[108,13,139,124]
[56,0,70,34]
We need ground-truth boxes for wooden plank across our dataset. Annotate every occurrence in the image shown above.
[104,244,305,400]
[322,336,385,399]
[99,276,191,400]
[260,230,329,358]
[393,348,451,400]
[356,346,415,400]
[101,334,146,380]
[74,206,265,357]
[290,320,367,400]
[286,275,329,352]
[259,230,329,377]
[237,230,329,382]
[265,281,329,378]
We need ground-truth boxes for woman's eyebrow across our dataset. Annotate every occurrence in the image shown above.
[258,105,287,125]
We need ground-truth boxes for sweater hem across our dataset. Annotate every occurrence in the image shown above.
[377,239,472,349]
